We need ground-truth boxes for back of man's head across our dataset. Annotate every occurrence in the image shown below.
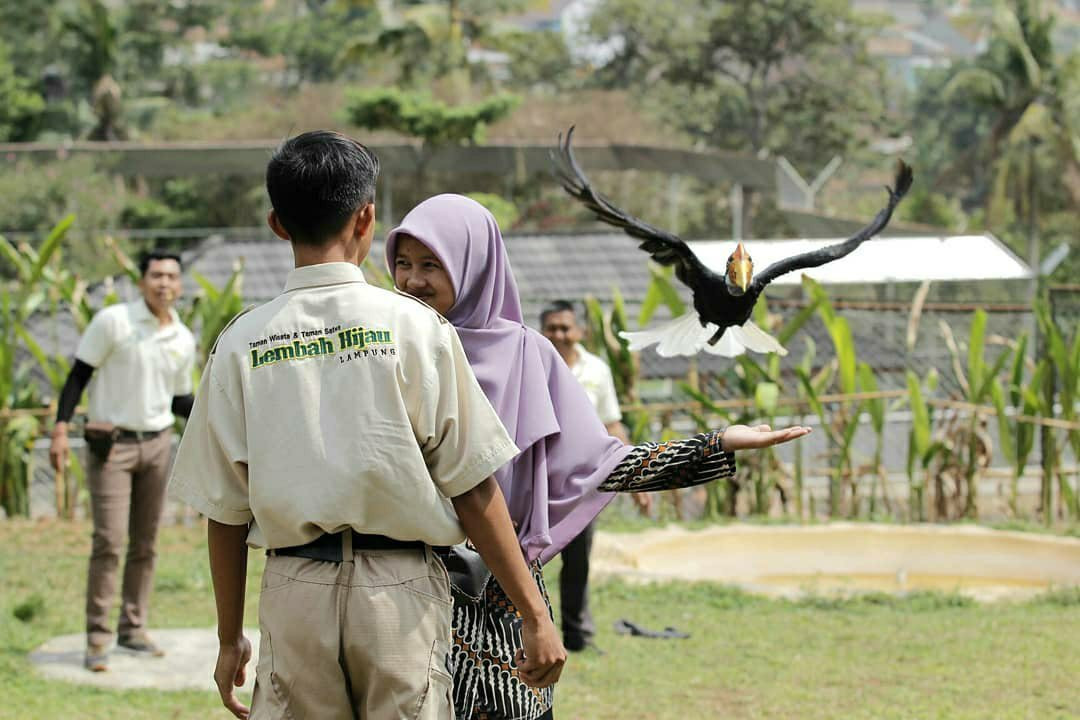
[266,130,380,245]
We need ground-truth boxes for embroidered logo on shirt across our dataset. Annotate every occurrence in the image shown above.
[249,324,394,369]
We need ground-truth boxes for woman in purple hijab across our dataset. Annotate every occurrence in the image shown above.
[387,194,811,720]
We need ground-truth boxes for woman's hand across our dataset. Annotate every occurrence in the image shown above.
[720,424,811,451]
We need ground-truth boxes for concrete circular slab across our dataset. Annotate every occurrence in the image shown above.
[30,628,260,691]
[593,523,1080,601]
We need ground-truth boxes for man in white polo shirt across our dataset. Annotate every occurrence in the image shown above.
[49,249,196,671]
[541,299,648,653]
[170,131,564,719]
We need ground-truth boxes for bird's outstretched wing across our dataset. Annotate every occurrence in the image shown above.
[751,160,914,291]
[551,126,719,293]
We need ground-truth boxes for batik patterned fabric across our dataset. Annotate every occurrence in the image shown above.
[600,430,736,493]
[450,430,737,720]
[452,563,553,720]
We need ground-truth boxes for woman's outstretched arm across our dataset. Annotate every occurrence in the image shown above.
[600,424,811,493]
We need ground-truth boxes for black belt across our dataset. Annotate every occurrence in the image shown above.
[270,530,426,563]
[115,427,167,443]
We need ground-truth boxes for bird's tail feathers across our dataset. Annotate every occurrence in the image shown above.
[701,328,746,357]
[619,312,713,357]
[730,321,788,356]
[619,315,788,358]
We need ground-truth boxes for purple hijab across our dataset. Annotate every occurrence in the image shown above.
[386,194,630,563]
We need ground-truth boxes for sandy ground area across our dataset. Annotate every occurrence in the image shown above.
[592,522,1080,601]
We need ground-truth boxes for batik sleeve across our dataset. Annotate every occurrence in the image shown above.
[599,430,736,493]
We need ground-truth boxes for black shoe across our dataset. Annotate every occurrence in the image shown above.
[565,637,604,654]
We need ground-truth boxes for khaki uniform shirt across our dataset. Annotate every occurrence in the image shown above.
[76,300,195,432]
[169,262,518,549]
[569,344,622,425]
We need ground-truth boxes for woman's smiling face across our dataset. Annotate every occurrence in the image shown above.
[393,234,455,316]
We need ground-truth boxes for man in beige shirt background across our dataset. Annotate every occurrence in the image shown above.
[541,300,648,653]
[49,250,196,671]
[170,130,564,719]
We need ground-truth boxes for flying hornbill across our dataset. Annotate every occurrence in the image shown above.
[551,127,914,357]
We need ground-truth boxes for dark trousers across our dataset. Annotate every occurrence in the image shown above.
[558,520,594,649]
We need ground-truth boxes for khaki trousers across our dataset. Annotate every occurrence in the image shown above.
[253,537,454,720]
[85,430,173,648]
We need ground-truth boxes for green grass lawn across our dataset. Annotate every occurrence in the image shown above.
[2,520,1078,719]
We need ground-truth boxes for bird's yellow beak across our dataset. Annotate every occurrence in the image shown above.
[730,242,753,293]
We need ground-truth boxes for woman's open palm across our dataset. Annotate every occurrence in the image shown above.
[720,424,812,451]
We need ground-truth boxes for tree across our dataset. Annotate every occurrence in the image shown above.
[584,0,888,171]
[225,0,377,86]
[340,0,527,90]
[0,42,45,142]
[922,0,1079,281]
[344,88,518,146]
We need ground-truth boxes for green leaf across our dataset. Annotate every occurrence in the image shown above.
[967,309,987,396]
[679,382,722,414]
[0,235,31,282]
[797,368,826,422]
[778,297,822,346]
[1009,334,1028,408]
[859,362,884,434]
[973,346,1012,404]
[638,265,685,326]
[827,316,857,394]
[907,370,930,454]
[990,382,1016,464]
[754,382,779,415]
[803,275,835,326]
[14,326,68,390]
[29,215,75,287]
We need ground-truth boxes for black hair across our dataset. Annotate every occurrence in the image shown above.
[539,299,577,326]
[138,249,182,276]
[266,130,380,245]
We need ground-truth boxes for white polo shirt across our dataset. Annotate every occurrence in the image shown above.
[75,300,196,432]
[569,344,622,425]
[169,262,519,550]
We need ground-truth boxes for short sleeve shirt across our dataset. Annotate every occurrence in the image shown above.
[76,301,196,432]
[168,262,519,549]
[570,344,622,425]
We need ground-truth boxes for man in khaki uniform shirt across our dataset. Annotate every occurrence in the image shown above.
[50,250,196,671]
[170,131,564,719]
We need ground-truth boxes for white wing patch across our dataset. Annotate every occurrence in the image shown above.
[619,314,787,357]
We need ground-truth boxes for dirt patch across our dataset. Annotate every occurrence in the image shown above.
[592,523,1080,601]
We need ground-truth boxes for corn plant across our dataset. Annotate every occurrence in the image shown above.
[939,310,1014,518]
[906,367,942,521]
[988,334,1035,515]
[184,266,246,370]
[1035,297,1080,519]
[0,217,74,516]
[802,276,866,517]
[584,288,639,405]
